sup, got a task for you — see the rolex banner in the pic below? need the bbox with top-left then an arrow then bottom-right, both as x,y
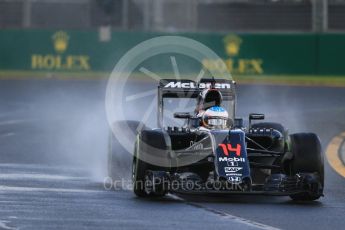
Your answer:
0,29 -> 344,75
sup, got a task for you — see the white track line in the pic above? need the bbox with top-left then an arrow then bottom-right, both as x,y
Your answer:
0,186 -> 101,194
0,220 -> 17,230
168,194 -> 281,230
0,173 -> 83,181
0,120 -> 27,126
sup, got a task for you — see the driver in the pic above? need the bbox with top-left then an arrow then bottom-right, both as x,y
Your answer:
195,88 -> 229,129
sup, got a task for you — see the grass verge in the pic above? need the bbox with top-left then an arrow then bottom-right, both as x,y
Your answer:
0,70 -> 345,87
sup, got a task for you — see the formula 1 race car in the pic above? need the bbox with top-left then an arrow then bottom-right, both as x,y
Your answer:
130,78 -> 324,201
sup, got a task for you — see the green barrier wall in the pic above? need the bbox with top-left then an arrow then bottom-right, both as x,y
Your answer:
318,34 -> 345,75
0,29 -> 344,75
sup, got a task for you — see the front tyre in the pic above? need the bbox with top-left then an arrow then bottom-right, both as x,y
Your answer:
132,131 -> 169,198
132,138 -> 150,197
108,120 -> 147,181
289,133 -> 324,201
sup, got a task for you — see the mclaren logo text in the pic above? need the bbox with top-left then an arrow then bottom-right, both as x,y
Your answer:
164,82 -> 230,89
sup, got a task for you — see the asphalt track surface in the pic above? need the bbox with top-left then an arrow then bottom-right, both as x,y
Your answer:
0,78 -> 345,230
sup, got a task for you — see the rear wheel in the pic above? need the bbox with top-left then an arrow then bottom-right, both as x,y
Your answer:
289,133 -> 324,201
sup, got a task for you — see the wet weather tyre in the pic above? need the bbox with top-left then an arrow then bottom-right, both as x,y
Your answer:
289,133 -> 324,201
132,138 -> 167,197
132,130 -> 169,198
132,139 -> 150,197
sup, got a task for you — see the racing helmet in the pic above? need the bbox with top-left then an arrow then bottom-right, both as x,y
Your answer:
201,106 -> 229,129
195,88 -> 223,112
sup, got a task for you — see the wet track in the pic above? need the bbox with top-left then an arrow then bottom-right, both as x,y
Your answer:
0,79 -> 345,230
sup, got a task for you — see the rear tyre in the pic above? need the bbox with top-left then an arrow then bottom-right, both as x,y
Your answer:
289,133 -> 324,201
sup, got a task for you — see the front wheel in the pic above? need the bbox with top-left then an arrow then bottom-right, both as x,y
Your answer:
132,139 -> 150,197
288,133 -> 324,201
108,120 -> 147,181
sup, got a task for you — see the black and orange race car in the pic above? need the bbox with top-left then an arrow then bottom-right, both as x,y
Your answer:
128,78 -> 324,201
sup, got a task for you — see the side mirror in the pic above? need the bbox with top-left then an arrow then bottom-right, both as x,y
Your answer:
174,112 -> 192,119
249,113 -> 265,128
249,113 -> 265,120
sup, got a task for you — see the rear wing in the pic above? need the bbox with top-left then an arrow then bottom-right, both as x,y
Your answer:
157,78 -> 236,128
158,79 -> 236,99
